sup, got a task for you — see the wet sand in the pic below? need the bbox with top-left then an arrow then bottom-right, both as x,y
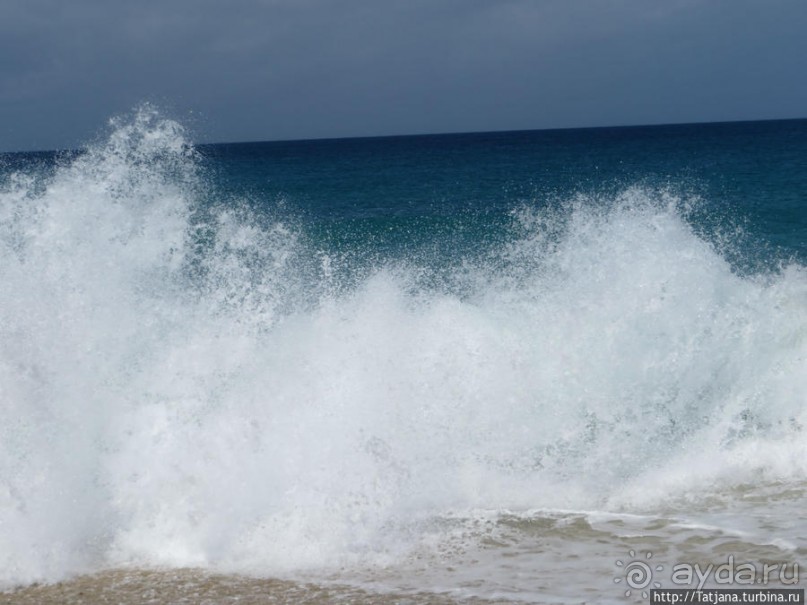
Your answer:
0,569 -> 513,605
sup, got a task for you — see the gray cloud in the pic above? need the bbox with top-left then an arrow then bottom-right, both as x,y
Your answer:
1,0 -> 806,151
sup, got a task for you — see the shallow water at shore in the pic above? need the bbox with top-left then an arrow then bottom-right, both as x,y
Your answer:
4,482 -> 804,604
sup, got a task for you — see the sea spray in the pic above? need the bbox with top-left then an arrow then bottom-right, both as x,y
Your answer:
1,109 -> 807,588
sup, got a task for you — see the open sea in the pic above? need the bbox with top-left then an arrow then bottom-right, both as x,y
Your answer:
1,107 -> 806,603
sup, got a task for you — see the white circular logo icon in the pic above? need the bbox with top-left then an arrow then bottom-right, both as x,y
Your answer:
615,550 -> 663,598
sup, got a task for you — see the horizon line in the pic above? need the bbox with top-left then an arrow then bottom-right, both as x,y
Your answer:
4,115 -> 806,156
201,115 -> 807,148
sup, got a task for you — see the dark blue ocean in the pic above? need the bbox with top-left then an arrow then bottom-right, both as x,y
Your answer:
202,118 -> 807,271
1,109 -> 806,602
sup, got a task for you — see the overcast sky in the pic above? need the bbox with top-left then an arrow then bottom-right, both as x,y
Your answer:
1,0 -> 806,152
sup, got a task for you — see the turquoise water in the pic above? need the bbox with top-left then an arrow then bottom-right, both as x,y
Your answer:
1,109 -> 806,602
